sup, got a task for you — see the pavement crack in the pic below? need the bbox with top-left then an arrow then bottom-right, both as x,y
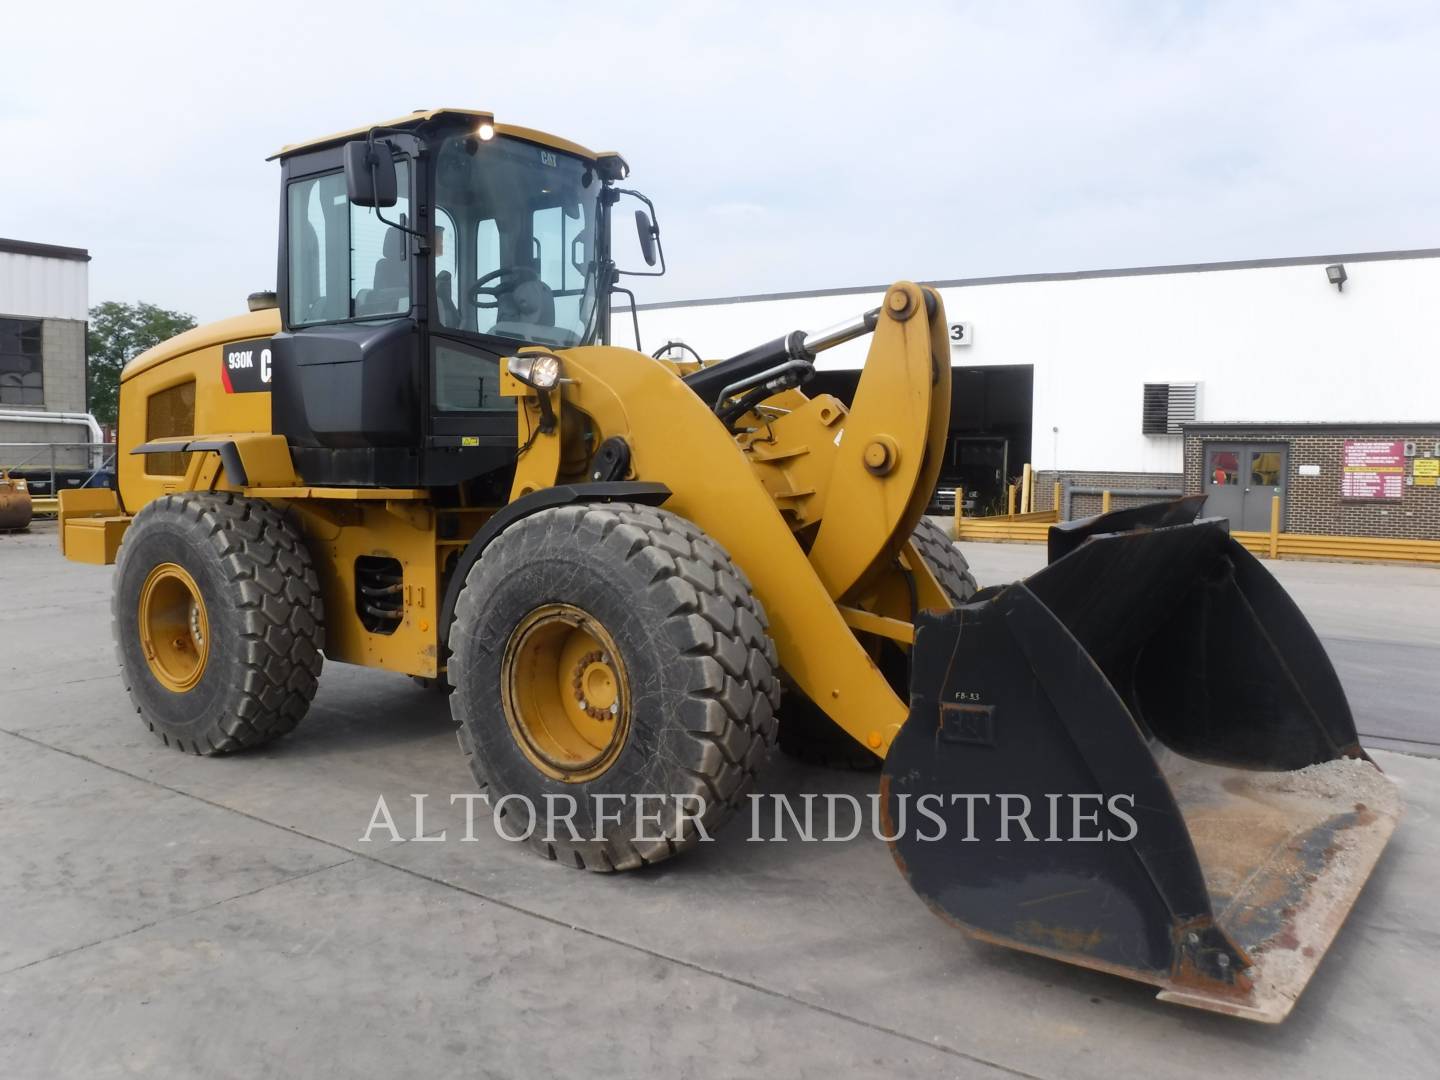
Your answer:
5,671 -> 121,694
0,726 -> 1045,1079
0,856 -> 354,980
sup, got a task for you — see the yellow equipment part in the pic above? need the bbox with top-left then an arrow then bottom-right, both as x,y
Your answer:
58,488 -> 128,561
505,282 -> 950,754
0,471 -> 34,531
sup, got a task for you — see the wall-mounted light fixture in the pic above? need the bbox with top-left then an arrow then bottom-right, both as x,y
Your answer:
1325,264 -> 1348,292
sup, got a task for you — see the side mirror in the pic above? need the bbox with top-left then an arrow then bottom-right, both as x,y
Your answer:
634,209 -> 658,267
614,189 -> 665,279
343,139 -> 397,208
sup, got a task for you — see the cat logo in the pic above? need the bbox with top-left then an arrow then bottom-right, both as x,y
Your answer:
539,150 -> 557,167
221,338 -> 273,394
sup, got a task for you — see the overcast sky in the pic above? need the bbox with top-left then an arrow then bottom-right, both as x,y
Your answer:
5,0 -> 1439,323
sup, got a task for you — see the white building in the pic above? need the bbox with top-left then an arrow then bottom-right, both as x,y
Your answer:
0,237 -> 94,484
632,249 -> 1440,539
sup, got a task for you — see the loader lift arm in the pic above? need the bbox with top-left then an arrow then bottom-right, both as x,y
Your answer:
505,280 -> 954,756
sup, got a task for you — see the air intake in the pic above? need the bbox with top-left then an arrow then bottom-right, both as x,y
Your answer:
1142,382 -> 1199,436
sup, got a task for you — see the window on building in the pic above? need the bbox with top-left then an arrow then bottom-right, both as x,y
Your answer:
0,317 -> 44,406
1250,451 -> 1283,487
1208,449 -> 1240,486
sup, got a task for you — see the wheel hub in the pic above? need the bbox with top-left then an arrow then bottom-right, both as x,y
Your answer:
571,649 -> 620,720
137,562 -> 210,693
502,604 -> 630,782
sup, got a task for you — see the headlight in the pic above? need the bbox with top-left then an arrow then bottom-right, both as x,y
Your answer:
507,353 -> 562,390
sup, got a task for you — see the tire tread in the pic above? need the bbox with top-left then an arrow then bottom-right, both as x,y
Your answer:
113,492 -> 324,755
449,502 -> 780,871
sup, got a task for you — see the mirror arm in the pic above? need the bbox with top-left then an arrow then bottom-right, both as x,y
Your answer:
614,188 -> 666,278
364,129 -> 429,252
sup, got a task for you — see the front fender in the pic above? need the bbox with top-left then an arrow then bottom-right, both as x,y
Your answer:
510,340 -> 908,755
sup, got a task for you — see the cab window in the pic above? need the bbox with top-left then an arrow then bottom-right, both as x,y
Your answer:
287,161 -> 413,325
434,208 -> 459,328
433,340 -> 506,413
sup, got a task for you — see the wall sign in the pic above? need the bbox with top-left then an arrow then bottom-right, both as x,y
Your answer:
1414,458 -> 1439,488
948,322 -> 974,347
1341,439 -> 1404,499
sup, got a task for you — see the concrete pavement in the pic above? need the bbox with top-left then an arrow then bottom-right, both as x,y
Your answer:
2,521 -> 1438,1079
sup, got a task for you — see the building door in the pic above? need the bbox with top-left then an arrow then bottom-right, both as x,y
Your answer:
1204,443 -> 1287,531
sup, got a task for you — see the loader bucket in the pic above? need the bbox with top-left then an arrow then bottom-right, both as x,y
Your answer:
883,499 -> 1400,1022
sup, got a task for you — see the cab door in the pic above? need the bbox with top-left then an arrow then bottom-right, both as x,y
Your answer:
271,145 -> 424,485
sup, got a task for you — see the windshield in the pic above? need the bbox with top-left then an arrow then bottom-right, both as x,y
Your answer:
432,134 -> 602,348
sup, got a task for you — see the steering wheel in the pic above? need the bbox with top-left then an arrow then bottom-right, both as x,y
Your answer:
470,266 -> 540,309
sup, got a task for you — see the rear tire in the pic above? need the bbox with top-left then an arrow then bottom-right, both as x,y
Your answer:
448,502 -> 780,871
113,493 -> 324,754
777,518 -> 977,769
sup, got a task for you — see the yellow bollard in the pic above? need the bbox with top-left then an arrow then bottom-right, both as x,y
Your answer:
1052,481 -> 1062,519
1020,463 -> 1033,514
1101,490 -> 1113,514
1007,483 -> 1017,516
1269,494 -> 1281,559
952,486 -> 964,539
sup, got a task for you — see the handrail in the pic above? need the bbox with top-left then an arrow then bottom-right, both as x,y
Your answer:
0,440 -> 117,496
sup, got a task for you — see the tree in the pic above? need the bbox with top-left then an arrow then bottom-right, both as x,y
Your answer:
86,302 -> 197,426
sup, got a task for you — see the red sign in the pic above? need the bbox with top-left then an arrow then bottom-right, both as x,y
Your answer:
1342,439 -> 1404,499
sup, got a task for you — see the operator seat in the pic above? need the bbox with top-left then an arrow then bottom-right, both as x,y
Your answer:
436,270 -> 460,327
372,227 -> 407,298
354,226 -> 410,315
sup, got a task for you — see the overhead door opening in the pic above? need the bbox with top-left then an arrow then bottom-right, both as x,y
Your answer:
807,364 -> 1033,514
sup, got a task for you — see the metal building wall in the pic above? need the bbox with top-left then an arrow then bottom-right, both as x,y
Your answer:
631,249 -> 1440,477
0,247 -> 90,323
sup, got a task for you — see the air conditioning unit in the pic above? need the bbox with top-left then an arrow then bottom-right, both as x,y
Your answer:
1142,382 -> 1199,436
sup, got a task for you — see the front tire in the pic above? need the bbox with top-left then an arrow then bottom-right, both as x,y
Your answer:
113,493 -> 324,754
447,502 -> 780,871
909,516 -> 978,604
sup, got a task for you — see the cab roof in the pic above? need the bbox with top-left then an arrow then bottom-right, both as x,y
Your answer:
269,108 -> 616,167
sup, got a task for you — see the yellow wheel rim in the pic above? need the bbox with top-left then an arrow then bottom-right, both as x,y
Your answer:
501,604 -> 631,783
138,562 -> 210,693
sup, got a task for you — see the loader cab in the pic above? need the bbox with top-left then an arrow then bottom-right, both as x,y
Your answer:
268,110 -> 630,492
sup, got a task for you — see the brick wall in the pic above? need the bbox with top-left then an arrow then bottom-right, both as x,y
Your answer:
1034,469 -> 1185,518
1183,428 -> 1440,541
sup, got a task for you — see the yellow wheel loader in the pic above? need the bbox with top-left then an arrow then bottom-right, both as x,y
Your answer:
57,108 -> 1398,1023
